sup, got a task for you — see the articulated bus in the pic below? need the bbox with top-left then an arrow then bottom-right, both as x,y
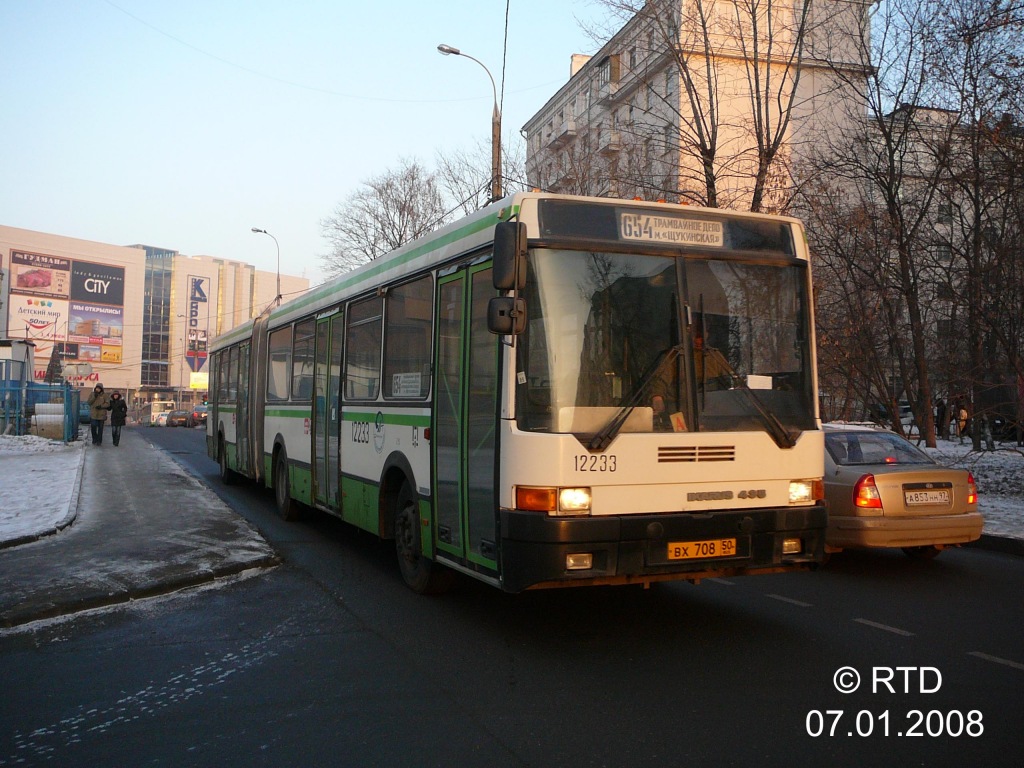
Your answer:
208,193 -> 826,593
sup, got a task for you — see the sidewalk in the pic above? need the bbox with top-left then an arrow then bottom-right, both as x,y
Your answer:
0,428 -> 278,629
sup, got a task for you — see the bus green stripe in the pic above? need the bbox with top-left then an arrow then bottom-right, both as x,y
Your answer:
268,204 -> 519,321
265,408 -> 307,418
260,408 -> 429,427
343,411 -> 430,427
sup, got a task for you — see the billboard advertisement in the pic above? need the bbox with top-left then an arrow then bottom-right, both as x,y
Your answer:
5,250 -> 126,376
186,275 -> 211,372
68,301 -> 124,365
10,251 -> 71,298
7,295 -> 70,364
70,261 -> 125,306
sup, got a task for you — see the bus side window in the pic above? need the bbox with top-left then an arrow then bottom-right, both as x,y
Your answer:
383,274 -> 433,399
267,327 -> 293,401
226,346 -> 239,401
291,319 -> 316,401
214,352 -> 228,403
345,296 -> 383,400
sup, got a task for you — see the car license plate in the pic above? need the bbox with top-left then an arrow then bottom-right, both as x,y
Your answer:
905,489 -> 950,505
667,538 -> 737,560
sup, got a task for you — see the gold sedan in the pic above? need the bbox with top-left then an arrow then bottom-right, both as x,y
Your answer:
823,424 -> 983,558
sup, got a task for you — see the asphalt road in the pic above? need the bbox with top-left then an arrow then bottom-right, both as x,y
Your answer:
1,427 -> 1021,767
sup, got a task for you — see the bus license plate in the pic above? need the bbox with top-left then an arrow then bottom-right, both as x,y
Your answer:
667,538 -> 737,560
905,490 -> 950,506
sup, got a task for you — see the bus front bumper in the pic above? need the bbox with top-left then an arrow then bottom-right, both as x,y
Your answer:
498,504 -> 827,592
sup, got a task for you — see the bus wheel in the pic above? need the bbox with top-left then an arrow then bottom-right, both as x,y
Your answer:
394,481 -> 452,594
218,439 -> 237,485
274,447 -> 301,521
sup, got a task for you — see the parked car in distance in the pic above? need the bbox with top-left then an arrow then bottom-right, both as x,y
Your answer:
154,412 -> 169,426
823,424 -> 983,558
79,400 -> 92,424
165,410 -> 193,427
190,404 -> 208,426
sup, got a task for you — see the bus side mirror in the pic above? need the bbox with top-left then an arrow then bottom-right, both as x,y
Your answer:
493,221 -> 527,290
488,297 -> 526,335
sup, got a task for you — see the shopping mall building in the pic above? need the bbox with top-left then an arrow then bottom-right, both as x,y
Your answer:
0,224 -> 309,410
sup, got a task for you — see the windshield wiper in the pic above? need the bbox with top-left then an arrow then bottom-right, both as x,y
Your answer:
698,348 -> 797,449
587,344 -> 684,451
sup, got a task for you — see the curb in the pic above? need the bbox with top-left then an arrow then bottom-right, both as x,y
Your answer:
970,533 -> 1024,557
0,554 -> 282,630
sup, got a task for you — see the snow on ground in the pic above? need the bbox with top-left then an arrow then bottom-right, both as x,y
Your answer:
924,439 -> 1024,539
0,433 -> 83,543
0,432 -> 1022,545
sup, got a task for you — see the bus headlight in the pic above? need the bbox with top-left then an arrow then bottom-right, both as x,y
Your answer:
789,479 -> 821,504
558,487 -> 592,515
515,486 -> 592,516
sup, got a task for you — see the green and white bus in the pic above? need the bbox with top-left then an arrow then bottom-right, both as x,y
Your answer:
208,193 -> 826,593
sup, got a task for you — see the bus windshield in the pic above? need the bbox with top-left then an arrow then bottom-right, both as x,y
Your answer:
515,248 -> 816,441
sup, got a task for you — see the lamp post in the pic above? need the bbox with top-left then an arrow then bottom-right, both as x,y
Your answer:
250,227 -> 281,304
437,43 -> 502,202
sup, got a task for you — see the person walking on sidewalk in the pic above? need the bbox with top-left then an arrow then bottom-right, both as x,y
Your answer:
109,391 -> 128,446
87,383 -> 111,445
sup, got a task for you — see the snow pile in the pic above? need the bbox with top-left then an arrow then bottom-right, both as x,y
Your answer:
925,441 -> 1024,539
928,443 -> 1024,498
0,433 -> 80,455
0,435 -> 83,543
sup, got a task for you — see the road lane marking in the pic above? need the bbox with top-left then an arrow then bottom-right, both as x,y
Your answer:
967,652 -> 1024,671
708,577 -> 735,585
766,593 -> 812,607
854,618 -> 915,636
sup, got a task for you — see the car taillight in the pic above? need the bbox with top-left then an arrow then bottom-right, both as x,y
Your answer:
854,474 -> 883,509
967,472 -> 977,504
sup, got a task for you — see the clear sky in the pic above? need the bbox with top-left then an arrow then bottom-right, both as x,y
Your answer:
1,0 -> 606,285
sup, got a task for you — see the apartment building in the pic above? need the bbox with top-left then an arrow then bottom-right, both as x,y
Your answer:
522,0 -> 872,210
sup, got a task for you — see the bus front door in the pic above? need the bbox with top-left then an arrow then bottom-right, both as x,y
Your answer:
434,266 -> 498,573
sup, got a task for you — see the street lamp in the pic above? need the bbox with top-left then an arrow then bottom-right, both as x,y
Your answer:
250,227 -> 281,304
437,43 -> 502,202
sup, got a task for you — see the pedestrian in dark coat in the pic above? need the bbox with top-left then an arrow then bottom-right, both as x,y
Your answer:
87,383 -> 111,445
109,391 -> 128,447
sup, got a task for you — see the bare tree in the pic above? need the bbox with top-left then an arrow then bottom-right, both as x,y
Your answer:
928,0 -> 1024,447
320,158 -> 451,277
583,0 -> 817,211
800,0 -> 957,445
435,136 -> 527,216
803,0 -> 1024,445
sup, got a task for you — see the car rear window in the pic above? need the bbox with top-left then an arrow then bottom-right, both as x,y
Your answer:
826,432 -> 934,466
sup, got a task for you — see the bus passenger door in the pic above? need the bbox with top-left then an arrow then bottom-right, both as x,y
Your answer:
312,312 -> 343,509
433,266 -> 498,572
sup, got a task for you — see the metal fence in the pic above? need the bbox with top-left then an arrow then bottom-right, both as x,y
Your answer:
1,363 -> 81,442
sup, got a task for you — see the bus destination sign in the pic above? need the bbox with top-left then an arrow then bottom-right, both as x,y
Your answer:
618,211 -> 724,247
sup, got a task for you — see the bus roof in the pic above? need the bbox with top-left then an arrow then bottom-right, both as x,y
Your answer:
210,192 -> 806,353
